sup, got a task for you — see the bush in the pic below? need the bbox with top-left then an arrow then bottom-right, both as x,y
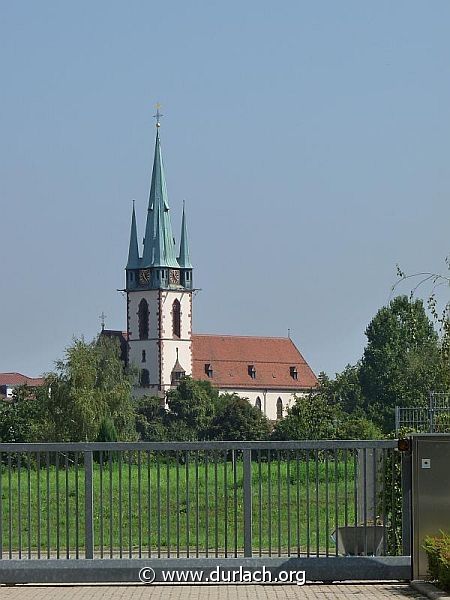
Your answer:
424,531 -> 450,591
337,416 -> 384,440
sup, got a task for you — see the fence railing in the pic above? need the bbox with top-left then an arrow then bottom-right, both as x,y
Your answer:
0,440 -> 408,563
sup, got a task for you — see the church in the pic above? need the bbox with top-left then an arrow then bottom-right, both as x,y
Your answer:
104,116 -> 318,421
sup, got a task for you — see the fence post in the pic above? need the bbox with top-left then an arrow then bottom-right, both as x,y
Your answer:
84,450 -> 94,559
401,449 -> 412,556
243,449 -> 253,558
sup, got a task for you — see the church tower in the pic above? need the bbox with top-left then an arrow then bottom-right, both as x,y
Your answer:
125,115 -> 193,397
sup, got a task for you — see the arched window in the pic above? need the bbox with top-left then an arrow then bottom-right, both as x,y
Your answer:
276,397 -> 283,420
255,397 -> 262,411
138,299 -> 149,340
172,299 -> 181,338
140,368 -> 150,387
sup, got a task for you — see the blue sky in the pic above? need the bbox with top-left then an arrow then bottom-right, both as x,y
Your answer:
1,1 -> 449,378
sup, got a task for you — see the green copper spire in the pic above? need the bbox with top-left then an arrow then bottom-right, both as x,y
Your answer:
152,194 -> 165,266
126,201 -> 140,268
142,128 -> 179,268
178,202 -> 192,269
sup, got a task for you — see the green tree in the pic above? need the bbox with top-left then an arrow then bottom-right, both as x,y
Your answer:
0,388 -> 46,442
271,393 -> 339,440
359,295 -> 445,432
165,377 -> 218,440
336,415 -> 383,440
207,393 -> 270,441
96,416 -> 118,442
317,365 -> 364,415
135,395 -> 168,441
41,336 -> 135,441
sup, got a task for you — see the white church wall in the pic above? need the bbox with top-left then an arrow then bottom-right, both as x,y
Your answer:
159,290 -> 192,392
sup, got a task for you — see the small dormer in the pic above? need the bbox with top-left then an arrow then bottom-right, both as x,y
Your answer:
248,365 -> 256,379
171,349 -> 186,386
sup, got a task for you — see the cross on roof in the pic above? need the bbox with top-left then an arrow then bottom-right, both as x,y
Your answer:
99,311 -> 107,331
154,102 -> 163,128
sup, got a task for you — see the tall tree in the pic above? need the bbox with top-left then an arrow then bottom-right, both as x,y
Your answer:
42,336 -> 135,441
207,393 -> 270,441
165,377 -> 218,440
271,393 -> 339,440
359,295 -> 445,431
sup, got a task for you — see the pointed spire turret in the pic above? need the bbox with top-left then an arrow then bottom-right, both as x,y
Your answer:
178,202 -> 192,269
127,201 -> 140,268
142,127 -> 179,269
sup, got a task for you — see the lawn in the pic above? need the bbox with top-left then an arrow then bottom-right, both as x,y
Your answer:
0,449 -> 391,557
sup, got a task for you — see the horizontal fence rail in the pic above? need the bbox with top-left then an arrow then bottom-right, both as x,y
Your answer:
0,441 -> 408,562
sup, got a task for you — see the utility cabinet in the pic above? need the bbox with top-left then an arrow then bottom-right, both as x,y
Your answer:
411,434 -> 450,580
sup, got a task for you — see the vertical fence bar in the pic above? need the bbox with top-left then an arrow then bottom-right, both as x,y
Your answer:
233,450 -> 238,557
195,450 -> 199,558
401,449 -> 412,556
306,450 -> 310,557
243,449 -> 253,558
325,451 -> 329,557
75,453 -> 80,559
296,450 -> 300,556
99,451 -> 103,559
84,450 -> 94,559
353,450 -> 358,557
8,454 -> 12,559
55,452 -> 60,559
37,452 -> 41,559
138,451 -> 142,558
334,448 -> 338,557
147,450 -> 152,558
363,448 -> 367,556
185,451 -> 189,558
65,452 -> 70,559
344,448 -> 348,529
166,451 -> 170,558
381,449 -> 387,556
277,450 -> 281,557
27,452 -> 31,559
287,452 -> 291,557
314,449 -> 319,557
109,451 -> 113,559
214,452 -> 218,558
0,452 -> 2,560
205,451 -> 209,558
157,452 -> 161,558
223,451 -> 228,558
128,452 -> 132,559
17,454 -> 22,559
391,449 -> 397,555
176,451 -> 180,558
118,451 -> 123,558
267,449 -> 272,557
373,448 -> 377,556
258,450 -> 262,557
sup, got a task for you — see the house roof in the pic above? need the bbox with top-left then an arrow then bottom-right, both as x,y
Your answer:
0,372 -> 45,387
191,334 -> 318,391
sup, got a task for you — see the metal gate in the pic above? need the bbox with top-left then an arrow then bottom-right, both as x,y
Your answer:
0,441 -> 411,583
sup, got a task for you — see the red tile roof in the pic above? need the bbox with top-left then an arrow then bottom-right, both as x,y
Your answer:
192,334 -> 318,390
0,373 -> 45,387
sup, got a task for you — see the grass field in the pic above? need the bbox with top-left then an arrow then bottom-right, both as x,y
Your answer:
0,451 -> 374,556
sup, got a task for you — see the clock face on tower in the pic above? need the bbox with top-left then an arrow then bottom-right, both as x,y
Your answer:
169,269 -> 180,285
139,269 -> 150,285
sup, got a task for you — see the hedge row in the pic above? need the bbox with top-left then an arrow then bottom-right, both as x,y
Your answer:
424,531 -> 450,592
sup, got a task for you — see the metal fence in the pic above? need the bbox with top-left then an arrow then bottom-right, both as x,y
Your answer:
396,393 -> 450,434
0,441 -> 411,583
